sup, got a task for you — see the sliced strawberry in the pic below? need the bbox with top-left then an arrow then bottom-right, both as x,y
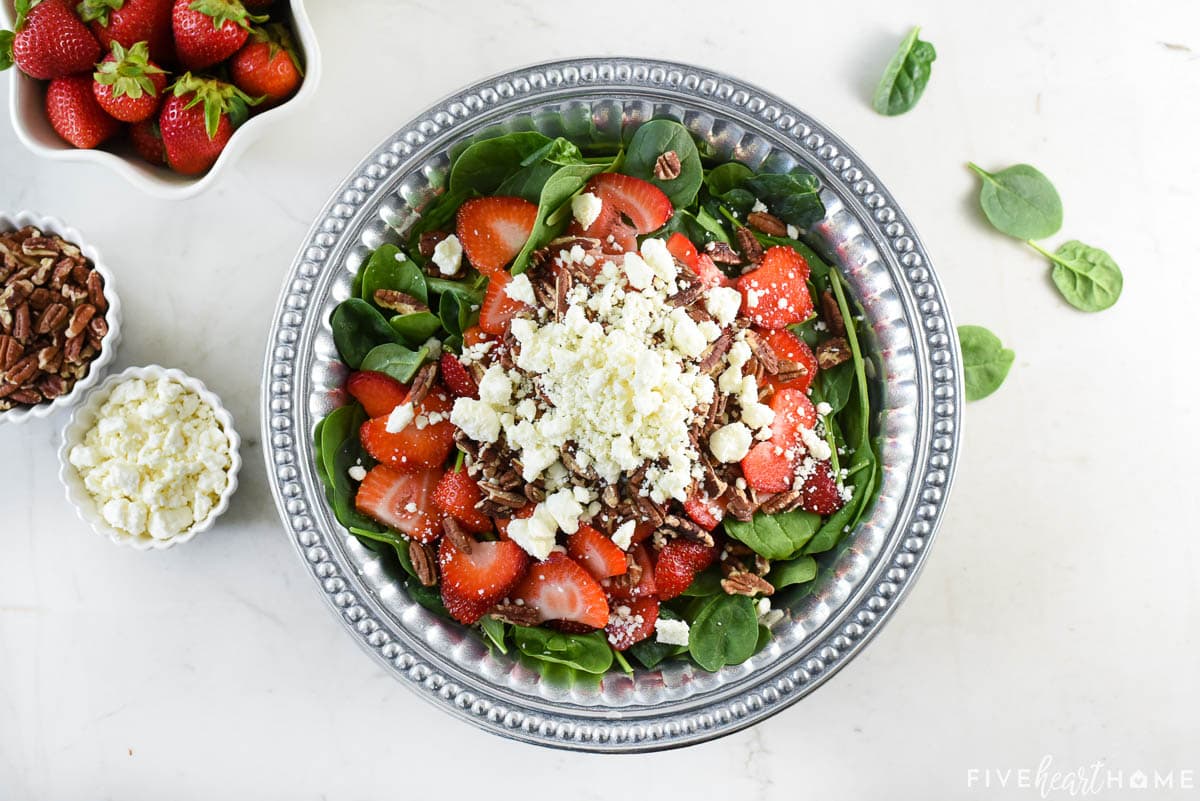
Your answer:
683,494 -> 725,531
354,465 -> 445,543
761,328 -> 818,394
455,196 -> 537,277
462,325 -> 493,347
432,469 -> 492,534
605,543 -> 657,601
479,271 -> 530,336
567,200 -> 637,255
438,536 -> 529,624
586,173 -> 672,234
509,552 -> 610,629
439,353 -> 478,399
359,387 -> 455,471
567,525 -> 628,581
740,441 -> 793,493
798,460 -> 845,515
606,596 -> 660,651
741,390 -> 818,493
665,232 -> 699,270
654,539 -> 718,601
769,388 -> 817,446
495,503 -> 534,541
346,370 -> 408,418
693,253 -> 731,289
736,246 -> 813,329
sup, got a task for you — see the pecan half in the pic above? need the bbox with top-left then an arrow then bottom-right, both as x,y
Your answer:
441,517 -> 475,554
406,361 -> 438,406
744,329 -> 779,375
373,289 -> 428,315
759,489 -> 804,515
407,541 -> 438,586
35,302 -> 68,336
775,359 -> 810,384
816,337 -> 852,369
746,211 -> 788,237
734,226 -> 764,264
4,354 -> 38,386
698,330 -> 734,375
488,603 -> 541,627
86,270 -> 107,312
705,241 -> 742,265
653,150 -> 682,181
721,572 -> 775,597
0,335 -> 20,370
820,290 -> 846,335
65,303 -> 96,339
11,303 -> 31,343
35,373 -> 65,400
418,230 -> 449,258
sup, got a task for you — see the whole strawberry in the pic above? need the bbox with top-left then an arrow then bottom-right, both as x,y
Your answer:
0,0 -> 101,80
129,117 -> 166,164
230,23 -> 301,107
159,72 -> 254,174
93,41 -> 168,122
46,73 -> 122,148
171,0 -> 262,71
77,0 -> 175,65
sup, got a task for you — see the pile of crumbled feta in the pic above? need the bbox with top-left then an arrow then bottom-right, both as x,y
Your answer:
69,377 -> 232,541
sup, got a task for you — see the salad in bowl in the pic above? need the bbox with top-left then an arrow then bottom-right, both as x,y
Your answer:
313,119 -> 879,677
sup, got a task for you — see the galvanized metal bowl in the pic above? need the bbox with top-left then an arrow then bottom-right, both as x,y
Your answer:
261,58 -> 962,752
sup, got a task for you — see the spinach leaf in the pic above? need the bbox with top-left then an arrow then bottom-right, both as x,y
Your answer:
406,580 -> 451,619
360,343 -> 429,384
812,360 -> 854,415
407,188 -> 470,251
968,162 -> 1063,240
389,312 -> 442,348
329,433 -> 385,533
348,524 -> 405,551
724,509 -> 822,560
479,616 -> 509,654
664,207 -> 732,246
449,132 -> 559,196
361,244 -> 428,306
741,170 -> 825,230
680,566 -> 724,597
628,607 -> 687,669
612,647 -> 634,674
0,31 -> 14,72
688,595 -> 759,671
755,624 -> 772,654
318,405 -> 364,485
1031,240 -> 1123,312
312,417 -> 329,490
512,627 -> 614,674
330,299 -> 401,369
385,537 -> 420,580
623,119 -> 704,208
769,555 -> 818,589
510,161 -> 610,274
426,272 -> 486,306
958,325 -> 1015,401
704,162 -> 753,196
872,26 -> 937,116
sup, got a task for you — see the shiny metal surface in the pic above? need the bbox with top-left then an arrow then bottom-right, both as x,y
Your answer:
261,57 -> 962,751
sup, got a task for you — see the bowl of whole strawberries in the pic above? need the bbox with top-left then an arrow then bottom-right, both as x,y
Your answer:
0,0 -> 319,198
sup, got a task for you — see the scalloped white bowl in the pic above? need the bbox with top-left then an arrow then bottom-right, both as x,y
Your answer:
1,0 -> 320,199
0,210 -> 123,425
58,365 -> 242,550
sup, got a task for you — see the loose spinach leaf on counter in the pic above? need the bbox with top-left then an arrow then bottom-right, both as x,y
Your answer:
623,119 -> 704,208
967,162 -> 1063,241
872,26 -> 937,116
513,626 -> 614,674
688,594 -> 759,671
360,343 -> 429,384
958,325 -> 1015,401
1032,240 -> 1124,312
331,299 -> 401,369
724,509 -> 822,560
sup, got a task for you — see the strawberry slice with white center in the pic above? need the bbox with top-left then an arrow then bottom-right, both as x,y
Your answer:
354,465 -> 446,543
736,246 -> 814,329
741,388 -> 818,493
346,370 -> 408,418
478,271 -> 531,336
606,596 -> 660,651
509,552 -> 610,629
566,524 -> 628,581
456,196 -> 538,277
437,536 -> 530,625
760,327 -> 818,394
585,173 -> 672,234
359,387 -> 456,471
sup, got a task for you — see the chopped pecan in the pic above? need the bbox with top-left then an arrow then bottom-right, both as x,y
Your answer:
666,283 -> 702,308
406,362 -> 438,406
775,359 -> 810,384
418,230 -> 449,258
0,279 -> 32,310
555,267 -> 572,320
746,211 -> 788,237
725,485 -> 757,522
88,315 -> 108,342
21,236 -> 57,257
11,304 -> 31,344
759,490 -> 804,515
408,541 -> 438,586
441,517 -> 475,554
662,514 -> 715,547
480,486 -> 528,510
744,329 -> 779,374
653,150 -> 682,180
721,572 -> 775,597
63,333 -> 85,365
734,226 -> 764,264
8,387 -> 41,405
488,603 -> 540,627
636,496 -> 666,528
816,337 -> 852,369
0,335 -> 21,370
36,344 -> 61,373
523,482 -> 546,503
820,290 -> 846,335
698,330 -> 734,375
86,270 -> 106,312
373,289 -> 428,315
705,241 -> 742,265
28,287 -> 54,311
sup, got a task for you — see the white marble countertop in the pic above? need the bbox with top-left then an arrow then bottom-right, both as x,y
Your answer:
3,1 -> 1198,797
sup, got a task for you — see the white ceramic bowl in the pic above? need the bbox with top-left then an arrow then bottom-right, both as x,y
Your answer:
58,365 -> 242,550
1,0 -> 320,199
0,210 -> 123,425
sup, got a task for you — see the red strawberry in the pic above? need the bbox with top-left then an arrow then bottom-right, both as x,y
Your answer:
693,252 -> 731,289
740,441 -> 792,493
3,0 -> 101,80
683,494 -> 725,531
345,370 -> 407,418
432,469 -> 492,534
159,72 -> 254,174
359,386 -> 455,472
455,196 -> 537,277
736,246 -> 813,329
438,536 -> 529,625
741,389 -> 818,493
45,74 -> 121,149
494,503 -> 534,541
565,199 -> 636,256
605,596 -> 659,651
462,325 -> 492,348
585,173 -> 672,234
171,0 -> 262,71
438,353 -> 477,399
654,539 -> 718,601
761,327 -> 818,394
768,387 -> 817,447
478,271 -> 529,336
509,552 -> 610,629
129,117 -> 165,164
797,459 -> 844,515
566,525 -> 628,581
230,22 -> 301,108
354,465 -> 445,543
605,542 -> 656,600
665,232 -> 699,270
77,0 -> 175,64
92,41 -> 167,123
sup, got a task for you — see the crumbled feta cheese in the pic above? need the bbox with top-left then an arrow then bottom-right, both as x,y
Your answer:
623,252 -> 654,290
506,504 -> 558,560
611,519 -> 636,550
543,488 -> 584,535
476,365 -> 513,407
800,427 -> 832,460
431,234 -> 463,276
709,421 -> 752,463
505,273 -> 537,305
816,401 -> 833,416
786,224 -> 800,239
348,465 -> 367,482
385,401 -> 414,434
571,191 -> 603,229
668,308 -> 706,358
751,199 -> 768,213
740,401 -> 775,431
449,398 -> 501,443
655,618 -> 690,647
640,238 -> 678,286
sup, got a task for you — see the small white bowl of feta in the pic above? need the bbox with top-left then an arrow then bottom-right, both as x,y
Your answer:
58,365 -> 242,550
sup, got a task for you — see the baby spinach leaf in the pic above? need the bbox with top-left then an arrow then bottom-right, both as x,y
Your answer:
331,299 -> 401,369
360,343 -> 430,384
361,244 -> 428,306
623,119 -> 704,208
319,405 -> 364,484
386,538 -> 420,580
408,188 -> 470,250
479,617 -> 509,654
513,627 -> 614,674
958,325 -> 1015,401
812,360 -> 854,415
755,624 -> 772,654
872,26 -> 937,116
389,312 -> 442,348
704,162 -> 754,196
348,524 -> 404,550
510,161 -> 610,274
968,162 -> 1063,240
449,132 -> 564,196
724,509 -> 822,560
329,433 -> 385,533
312,417 -> 329,490
426,272 -> 486,306
627,608 -> 686,669
612,647 -> 634,674
741,170 -> 825,230
769,556 -> 818,589
680,566 -> 724,597
688,595 -> 759,671
406,580 -> 451,619
1031,240 -> 1123,312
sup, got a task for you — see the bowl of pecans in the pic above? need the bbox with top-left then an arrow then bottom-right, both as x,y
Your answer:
0,211 -> 122,424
